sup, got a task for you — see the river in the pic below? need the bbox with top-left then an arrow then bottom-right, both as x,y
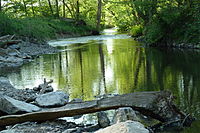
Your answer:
6,28 -> 200,132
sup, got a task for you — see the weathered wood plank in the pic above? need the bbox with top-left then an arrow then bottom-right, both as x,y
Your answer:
0,91 -> 186,126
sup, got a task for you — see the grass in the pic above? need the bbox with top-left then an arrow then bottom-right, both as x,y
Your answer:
0,13 -> 95,41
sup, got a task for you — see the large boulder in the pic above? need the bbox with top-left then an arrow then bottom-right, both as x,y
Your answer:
0,77 -> 15,91
95,121 -> 149,133
0,94 -> 41,115
113,107 -> 139,124
97,111 -> 110,128
35,91 -> 69,107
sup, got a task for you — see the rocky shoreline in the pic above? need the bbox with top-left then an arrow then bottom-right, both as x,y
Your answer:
0,77 -> 150,133
0,40 -> 58,71
0,37 -> 151,132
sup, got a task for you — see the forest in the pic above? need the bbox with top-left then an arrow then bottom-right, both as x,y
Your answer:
0,0 -> 200,46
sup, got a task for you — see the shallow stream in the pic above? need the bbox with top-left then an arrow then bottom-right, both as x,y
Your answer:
6,28 -> 200,132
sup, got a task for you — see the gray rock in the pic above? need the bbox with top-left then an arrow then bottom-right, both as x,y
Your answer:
33,87 -> 40,91
62,128 -> 82,133
0,129 -> 16,133
0,77 -> 15,90
70,98 -> 83,103
35,91 -> 69,107
95,120 -> 149,133
0,94 -> 41,115
97,111 -> 110,128
7,49 -> 20,57
6,56 -> 23,63
41,86 -> 54,94
113,107 -> 139,124
8,44 -> 20,50
70,98 -> 83,119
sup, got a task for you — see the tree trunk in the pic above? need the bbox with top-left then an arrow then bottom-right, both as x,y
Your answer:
76,0 -> 80,20
22,0 -> 28,16
0,0 -> 2,12
38,0 -> 42,7
96,0 -> 102,30
55,0 -> 59,17
0,91 -> 192,127
63,0 -> 66,17
63,0 -> 75,18
31,0 -> 35,16
47,0 -> 54,15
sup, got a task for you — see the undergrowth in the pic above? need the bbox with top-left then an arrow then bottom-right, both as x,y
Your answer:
0,13 -> 94,41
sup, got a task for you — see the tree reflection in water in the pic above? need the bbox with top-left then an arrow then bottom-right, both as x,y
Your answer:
7,36 -> 200,133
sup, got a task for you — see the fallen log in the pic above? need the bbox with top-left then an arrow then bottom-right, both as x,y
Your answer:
0,91 -> 192,127
0,40 -> 22,48
0,35 -> 14,40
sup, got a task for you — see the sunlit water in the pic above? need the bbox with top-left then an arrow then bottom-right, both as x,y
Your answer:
4,28 -> 200,132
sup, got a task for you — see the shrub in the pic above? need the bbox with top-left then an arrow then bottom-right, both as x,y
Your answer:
130,25 -> 143,37
144,6 -> 200,46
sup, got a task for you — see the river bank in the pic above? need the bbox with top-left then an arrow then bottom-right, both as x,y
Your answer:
0,29 -> 197,132
0,76 -> 192,133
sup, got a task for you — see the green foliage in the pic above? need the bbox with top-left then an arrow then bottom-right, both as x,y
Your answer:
144,5 -> 200,45
0,13 -> 93,40
130,25 -> 143,37
0,13 -> 16,35
1,0 -> 199,45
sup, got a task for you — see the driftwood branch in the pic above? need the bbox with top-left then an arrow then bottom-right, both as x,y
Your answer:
0,35 -> 21,48
0,91 -> 188,127
39,78 -> 53,94
0,35 -> 14,40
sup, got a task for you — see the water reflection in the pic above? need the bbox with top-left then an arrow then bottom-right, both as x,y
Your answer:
6,31 -> 200,132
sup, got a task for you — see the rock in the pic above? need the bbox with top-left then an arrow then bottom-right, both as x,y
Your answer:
1,120 -> 80,133
43,86 -> 54,93
70,98 -> 83,103
95,121 -> 149,133
70,98 -> 83,119
97,111 -> 110,128
6,48 -> 21,57
0,130 -> 15,133
8,44 -> 20,50
35,91 -> 69,107
62,127 -> 82,133
33,87 -> 39,91
0,77 -> 37,102
0,77 -> 15,91
0,94 -> 41,115
113,107 -> 139,124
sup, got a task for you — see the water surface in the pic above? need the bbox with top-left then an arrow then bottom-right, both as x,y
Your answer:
6,29 -> 200,132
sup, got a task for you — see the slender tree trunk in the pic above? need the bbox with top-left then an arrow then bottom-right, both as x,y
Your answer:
31,0 -> 35,16
55,0 -> 59,17
38,0 -> 42,7
185,0 -> 191,8
96,0 -> 102,30
22,0 -> 28,16
63,0 -> 66,17
0,0 -> 2,12
76,0 -> 80,20
63,0 -> 75,18
47,0 -> 54,15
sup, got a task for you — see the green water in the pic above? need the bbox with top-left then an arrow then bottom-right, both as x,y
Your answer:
6,29 -> 200,132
